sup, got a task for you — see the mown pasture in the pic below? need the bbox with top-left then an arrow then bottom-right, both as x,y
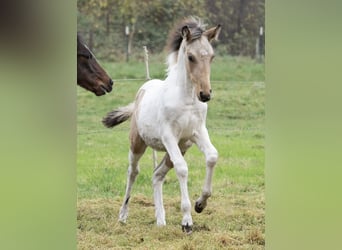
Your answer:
77,55 -> 265,249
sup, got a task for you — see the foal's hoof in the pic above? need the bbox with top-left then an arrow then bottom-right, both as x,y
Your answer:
195,200 -> 206,213
118,218 -> 127,225
182,223 -> 193,235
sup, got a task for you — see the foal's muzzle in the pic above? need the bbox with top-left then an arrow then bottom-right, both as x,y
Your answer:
199,91 -> 211,102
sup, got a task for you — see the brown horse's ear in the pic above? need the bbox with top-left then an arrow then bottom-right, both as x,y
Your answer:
204,24 -> 222,42
181,25 -> 191,41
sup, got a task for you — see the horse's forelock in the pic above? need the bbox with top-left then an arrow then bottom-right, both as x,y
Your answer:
167,17 -> 206,54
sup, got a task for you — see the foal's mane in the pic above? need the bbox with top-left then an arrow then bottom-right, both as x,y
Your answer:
166,17 -> 206,73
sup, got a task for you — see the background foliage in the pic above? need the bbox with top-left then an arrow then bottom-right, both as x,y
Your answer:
77,0 -> 265,61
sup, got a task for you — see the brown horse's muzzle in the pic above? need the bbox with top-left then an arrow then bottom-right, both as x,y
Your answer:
94,79 -> 113,96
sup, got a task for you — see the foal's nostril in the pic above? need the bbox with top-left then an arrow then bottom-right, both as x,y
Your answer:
199,91 -> 211,102
109,79 -> 114,86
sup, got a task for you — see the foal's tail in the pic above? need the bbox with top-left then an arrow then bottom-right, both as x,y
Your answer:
102,102 -> 134,128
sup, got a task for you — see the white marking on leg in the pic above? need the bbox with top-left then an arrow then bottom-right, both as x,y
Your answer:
194,127 -> 218,213
152,154 -> 172,226
162,134 -> 193,228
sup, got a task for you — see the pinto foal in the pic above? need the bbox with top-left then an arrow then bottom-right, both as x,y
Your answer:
103,18 -> 221,233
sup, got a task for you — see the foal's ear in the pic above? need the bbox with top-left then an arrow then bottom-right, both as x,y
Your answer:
204,24 -> 222,42
181,25 -> 191,41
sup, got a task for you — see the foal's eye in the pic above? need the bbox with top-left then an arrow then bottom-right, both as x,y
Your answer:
188,55 -> 195,63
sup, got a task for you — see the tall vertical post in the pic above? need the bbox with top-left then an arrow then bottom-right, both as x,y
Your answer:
143,46 -> 151,80
88,29 -> 94,51
125,25 -> 129,62
257,26 -> 265,63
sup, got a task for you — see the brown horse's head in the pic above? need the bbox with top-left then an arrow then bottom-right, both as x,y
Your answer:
77,34 -> 113,96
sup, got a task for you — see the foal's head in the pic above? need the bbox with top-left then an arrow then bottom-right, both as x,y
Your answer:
77,34 -> 113,96
168,18 -> 221,102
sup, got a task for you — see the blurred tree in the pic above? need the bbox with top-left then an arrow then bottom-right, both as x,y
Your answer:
77,0 -> 264,61
205,0 -> 264,56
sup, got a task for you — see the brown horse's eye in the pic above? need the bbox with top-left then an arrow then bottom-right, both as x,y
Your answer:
188,54 -> 195,63
78,53 -> 92,60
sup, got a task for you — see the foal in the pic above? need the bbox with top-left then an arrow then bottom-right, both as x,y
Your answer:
103,18 -> 221,233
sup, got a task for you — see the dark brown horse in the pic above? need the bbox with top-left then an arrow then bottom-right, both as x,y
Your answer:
77,34 -> 113,96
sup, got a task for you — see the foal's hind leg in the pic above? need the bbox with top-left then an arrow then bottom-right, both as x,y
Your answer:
152,153 -> 173,226
119,128 -> 147,223
193,127 -> 218,213
118,149 -> 145,223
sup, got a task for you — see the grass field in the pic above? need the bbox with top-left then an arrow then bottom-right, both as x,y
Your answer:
77,55 -> 265,249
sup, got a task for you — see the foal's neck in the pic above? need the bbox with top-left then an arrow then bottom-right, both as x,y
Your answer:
172,56 -> 197,104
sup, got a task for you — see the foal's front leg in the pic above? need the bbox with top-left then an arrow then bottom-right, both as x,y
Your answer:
152,142 -> 192,226
161,135 -> 193,233
193,126 -> 218,213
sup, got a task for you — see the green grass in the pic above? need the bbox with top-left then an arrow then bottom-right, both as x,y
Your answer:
77,56 -> 265,249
